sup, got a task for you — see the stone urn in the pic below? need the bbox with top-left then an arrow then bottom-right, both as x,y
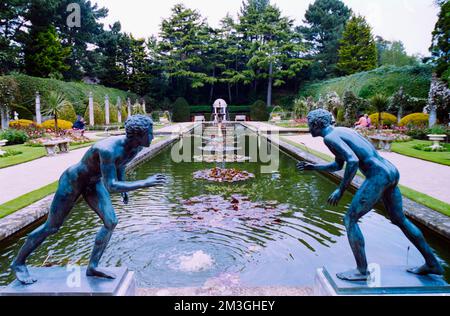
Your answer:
0,139 -> 8,156
427,134 -> 446,151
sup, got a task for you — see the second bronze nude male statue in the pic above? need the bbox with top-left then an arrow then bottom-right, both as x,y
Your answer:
297,109 -> 443,281
11,115 -> 166,284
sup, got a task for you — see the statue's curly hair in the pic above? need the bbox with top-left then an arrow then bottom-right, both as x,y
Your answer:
307,109 -> 334,129
124,115 -> 153,137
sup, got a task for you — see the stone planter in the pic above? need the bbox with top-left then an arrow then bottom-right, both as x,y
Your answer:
427,134 -> 446,151
0,139 -> 8,156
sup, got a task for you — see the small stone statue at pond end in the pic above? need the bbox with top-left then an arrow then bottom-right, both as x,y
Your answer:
11,115 -> 166,284
297,109 -> 443,281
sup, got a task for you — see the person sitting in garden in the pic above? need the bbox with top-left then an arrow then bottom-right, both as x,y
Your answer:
354,114 -> 368,129
365,114 -> 372,128
73,115 -> 86,136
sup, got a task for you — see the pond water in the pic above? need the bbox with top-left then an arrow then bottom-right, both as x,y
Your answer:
0,124 -> 449,288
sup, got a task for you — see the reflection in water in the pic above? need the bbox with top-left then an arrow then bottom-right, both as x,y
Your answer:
0,125 -> 449,288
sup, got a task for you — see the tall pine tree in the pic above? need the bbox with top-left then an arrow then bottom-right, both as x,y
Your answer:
298,0 -> 352,79
337,15 -> 377,76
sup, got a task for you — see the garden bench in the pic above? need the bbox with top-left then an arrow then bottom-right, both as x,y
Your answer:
235,115 -> 247,122
159,117 -> 170,124
369,135 -> 396,152
43,139 -> 71,156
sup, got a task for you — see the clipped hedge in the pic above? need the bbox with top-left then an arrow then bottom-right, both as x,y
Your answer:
58,101 -> 77,123
41,119 -> 73,130
300,65 -> 432,100
399,113 -> 429,127
172,97 -> 190,122
250,100 -> 270,121
369,112 -> 397,127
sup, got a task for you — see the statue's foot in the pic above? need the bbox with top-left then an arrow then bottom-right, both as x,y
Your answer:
336,269 -> 369,281
10,262 -> 37,285
407,264 -> 444,276
86,267 -> 116,279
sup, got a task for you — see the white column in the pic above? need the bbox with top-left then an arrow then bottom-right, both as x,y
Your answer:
35,91 -> 42,124
127,98 -> 132,118
0,107 -> 7,130
117,97 -> 122,123
89,91 -> 94,126
105,95 -> 110,125
142,100 -> 146,114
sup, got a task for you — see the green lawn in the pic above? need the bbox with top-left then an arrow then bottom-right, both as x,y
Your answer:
275,122 -> 309,129
391,140 -> 450,166
281,137 -> 450,217
0,137 -> 167,218
0,181 -> 58,219
0,142 -> 94,169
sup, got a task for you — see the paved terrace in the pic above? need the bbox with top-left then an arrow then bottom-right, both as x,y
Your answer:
0,123 -> 193,205
245,121 -> 450,204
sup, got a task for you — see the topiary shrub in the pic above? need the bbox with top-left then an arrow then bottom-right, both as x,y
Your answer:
172,97 -> 190,122
0,129 -> 29,145
399,113 -> 429,127
84,102 -> 105,126
369,112 -> 397,128
41,119 -> 73,130
250,100 -> 270,121
58,101 -> 77,123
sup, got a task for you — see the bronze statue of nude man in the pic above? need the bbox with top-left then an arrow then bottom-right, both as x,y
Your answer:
11,115 -> 165,284
297,109 -> 443,281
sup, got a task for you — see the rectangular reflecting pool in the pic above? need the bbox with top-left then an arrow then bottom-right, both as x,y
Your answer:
0,124 -> 449,288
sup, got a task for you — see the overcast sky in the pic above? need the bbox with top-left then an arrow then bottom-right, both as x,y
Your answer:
93,0 -> 440,56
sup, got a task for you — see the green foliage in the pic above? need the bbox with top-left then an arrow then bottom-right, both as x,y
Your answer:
300,65 -> 433,100
292,98 -> 308,119
413,143 -> 449,152
430,1 -> 449,85
42,91 -> 71,130
342,91 -> 362,126
58,101 -> 77,122
172,97 -> 191,122
337,15 -> 378,75
377,39 -> 419,67
24,25 -> 71,78
0,129 -> 28,145
84,102 -> 105,126
250,100 -> 270,121
0,74 -> 137,117
0,148 -> 22,158
298,0 -> 352,79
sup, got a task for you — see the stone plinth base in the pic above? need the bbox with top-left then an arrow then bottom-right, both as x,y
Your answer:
314,266 -> 450,296
0,267 -> 135,296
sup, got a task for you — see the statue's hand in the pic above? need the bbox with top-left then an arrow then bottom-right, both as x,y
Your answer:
327,189 -> 343,206
121,192 -> 129,205
146,174 -> 166,187
297,161 -> 315,171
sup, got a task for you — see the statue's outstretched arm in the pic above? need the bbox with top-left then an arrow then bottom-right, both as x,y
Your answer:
100,152 -> 164,193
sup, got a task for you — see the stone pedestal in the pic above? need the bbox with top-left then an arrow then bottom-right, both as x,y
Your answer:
0,267 -> 135,296
314,266 -> 450,296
